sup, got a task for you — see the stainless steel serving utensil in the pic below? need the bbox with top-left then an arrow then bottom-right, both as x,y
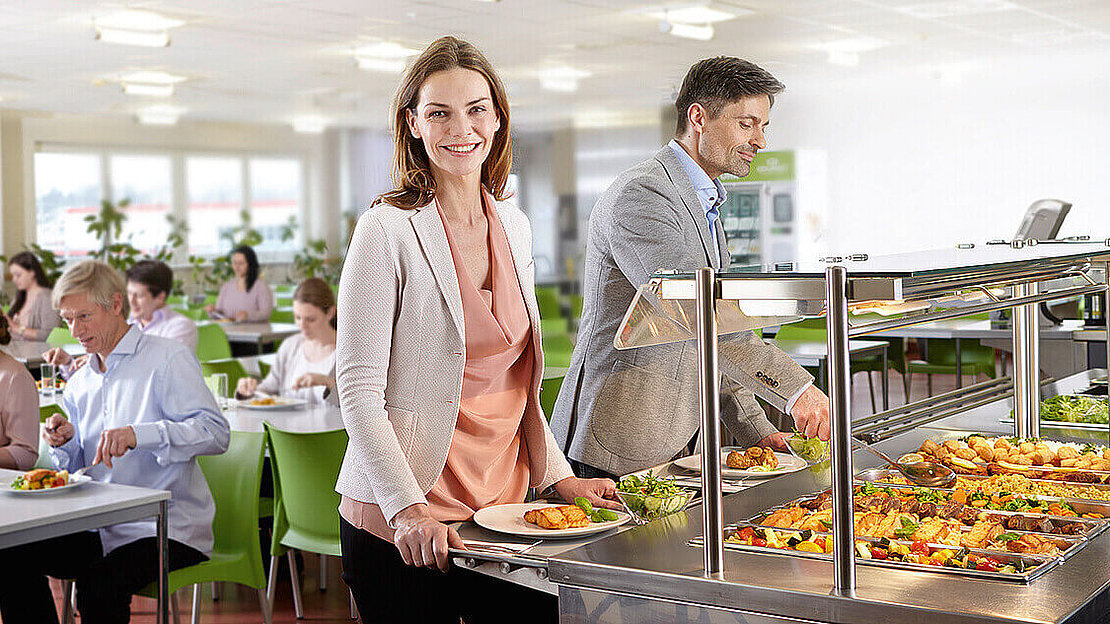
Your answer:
851,437 -> 956,488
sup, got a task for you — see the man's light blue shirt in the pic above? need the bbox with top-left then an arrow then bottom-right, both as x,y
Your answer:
668,139 -> 727,242
51,326 -> 229,555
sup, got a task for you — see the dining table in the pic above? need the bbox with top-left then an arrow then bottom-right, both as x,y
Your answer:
0,468 -> 173,624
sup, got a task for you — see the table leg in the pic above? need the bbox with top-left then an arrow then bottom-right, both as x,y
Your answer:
818,359 -> 827,393
158,499 -> 168,624
881,346 -> 889,411
955,338 -> 963,389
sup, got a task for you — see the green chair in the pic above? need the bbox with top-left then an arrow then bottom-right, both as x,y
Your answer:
275,295 -> 294,308
569,294 -> 584,321
542,333 -> 574,369
269,308 -> 294,324
201,359 -> 249,393
907,338 -> 996,398
196,324 -> 232,362
46,327 -> 78,346
535,286 -> 563,321
540,317 -> 570,336
775,318 -> 898,412
165,295 -> 186,306
540,374 -> 565,423
263,424 -> 356,620
133,431 -> 272,624
40,403 -> 64,423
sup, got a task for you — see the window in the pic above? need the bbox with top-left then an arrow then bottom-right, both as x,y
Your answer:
186,157 -> 243,256
249,158 -> 303,254
33,152 -> 102,259
33,149 -> 306,260
111,155 -> 172,254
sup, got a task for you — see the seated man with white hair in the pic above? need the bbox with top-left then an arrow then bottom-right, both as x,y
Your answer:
0,260 -> 229,624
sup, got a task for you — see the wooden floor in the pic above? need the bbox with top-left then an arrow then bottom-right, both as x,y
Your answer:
11,368 -> 983,623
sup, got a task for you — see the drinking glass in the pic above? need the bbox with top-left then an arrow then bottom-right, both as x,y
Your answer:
40,363 -> 56,397
207,373 -> 229,408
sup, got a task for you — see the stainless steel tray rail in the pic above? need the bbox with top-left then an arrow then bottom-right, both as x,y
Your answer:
853,377 -> 1016,442
623,242 -> 1110,598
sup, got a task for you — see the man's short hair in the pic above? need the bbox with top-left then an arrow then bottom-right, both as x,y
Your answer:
126,260 -> 174,299
53,260 -> 130,319
674,56 -> 785,135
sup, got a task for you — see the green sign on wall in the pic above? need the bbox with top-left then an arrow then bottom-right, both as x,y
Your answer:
720,150 -> 794,183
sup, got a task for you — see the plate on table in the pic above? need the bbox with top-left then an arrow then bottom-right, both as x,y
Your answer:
3,473 -> 92,494
472,502 -> 630,539
238,396 -> 307,410
673,449 -> 808,479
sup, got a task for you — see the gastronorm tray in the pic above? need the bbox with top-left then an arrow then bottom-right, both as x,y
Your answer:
689,524 -> 1058,583
746,486 -> 1106,540
997,417 -> 1110,431
854,467 -> 1110,510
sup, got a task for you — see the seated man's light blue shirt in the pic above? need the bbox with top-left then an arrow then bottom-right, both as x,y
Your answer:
668,139 -> 727,243
51,326 -> 229,556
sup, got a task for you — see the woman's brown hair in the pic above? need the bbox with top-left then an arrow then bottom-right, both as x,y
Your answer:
378,35 -> 513,210
0,314 -> 10,346
294,278 -> 337,329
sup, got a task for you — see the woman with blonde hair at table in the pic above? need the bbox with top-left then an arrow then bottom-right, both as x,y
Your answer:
334,35 -> 616,623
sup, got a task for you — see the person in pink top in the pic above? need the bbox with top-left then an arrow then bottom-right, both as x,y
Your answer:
335,36 -> 616,623
204,245 -> 273,322
126,260 -> 198,351
0,315 -> 38,470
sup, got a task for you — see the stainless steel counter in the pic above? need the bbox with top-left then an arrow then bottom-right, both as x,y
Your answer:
551,371 -> 1110,624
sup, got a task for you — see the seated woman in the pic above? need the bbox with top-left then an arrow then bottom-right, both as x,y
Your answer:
0,315 -> 38,470
126,260 -> 198,350
5,251 -> 62,341
204,245 -> 273,322
236,277 -> 337,405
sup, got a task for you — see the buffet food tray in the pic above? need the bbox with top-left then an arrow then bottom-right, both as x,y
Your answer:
855,467 -> 1110,512
997,418 -> 1110,431
690,524 -> 1059,583
747,484 -> 1107,542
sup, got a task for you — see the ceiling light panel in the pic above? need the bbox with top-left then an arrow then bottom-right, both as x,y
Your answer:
95,10 -> 185,31
136,105 -> 185,125
893,0 -> 1017,19
120,71 -> 187,85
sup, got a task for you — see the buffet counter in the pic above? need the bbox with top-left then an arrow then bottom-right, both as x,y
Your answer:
549,370 -> 1110,624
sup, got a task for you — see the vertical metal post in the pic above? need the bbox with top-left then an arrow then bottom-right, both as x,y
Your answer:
1103,267 -> 1109,438
695,267 -> 723,576
825,266 -> 855,597
1013,283 -> 1041,439
158,499 -> 169,624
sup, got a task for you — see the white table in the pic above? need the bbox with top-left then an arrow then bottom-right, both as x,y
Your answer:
0,468 -> 172,623
3,342 -> 84,369
771,337 -> 890,410
223,402 -> 344,433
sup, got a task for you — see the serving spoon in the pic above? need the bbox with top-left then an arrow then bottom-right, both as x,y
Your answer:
851,437 -> 956,488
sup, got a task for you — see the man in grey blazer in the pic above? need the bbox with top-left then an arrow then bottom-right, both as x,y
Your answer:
550,57 -> 830,480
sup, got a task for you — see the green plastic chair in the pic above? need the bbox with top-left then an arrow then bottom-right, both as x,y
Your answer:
540,374 -> 565,423
46,326 -> 78,346
165,295 -> 186,306
535,286 -> 563,321
542,333 -> 574,369
176,306 -> 209,322
275,295 -> 294,308
569,294 -> 584,320
200,359 -> 249,393
134,431 -> 272,624
196,324 -> 232,362
269,308 -> 294,324
775,318 -> 899,412
263,424 -> 355,620
39,403 -> 64,423
907,339 -> 996,397
540,317 -> 570,336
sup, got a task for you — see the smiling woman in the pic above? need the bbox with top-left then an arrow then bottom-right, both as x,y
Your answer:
335,36 -> 616,624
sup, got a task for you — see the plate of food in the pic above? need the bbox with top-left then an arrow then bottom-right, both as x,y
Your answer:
238,396 -> 307,410
472,500 -> 630,539
673,447 -> 809,479
3,468 -> 91,494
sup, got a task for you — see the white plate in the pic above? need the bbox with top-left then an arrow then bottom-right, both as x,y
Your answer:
3,473 -> 92,494
472,502 -> 630,539
673,449 -> 809,479
237,397 -> 307,410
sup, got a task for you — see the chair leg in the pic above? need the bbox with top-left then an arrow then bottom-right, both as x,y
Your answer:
349,588 -> 359,620
288,550 -> 305,619
867,371 -> 877,413
211,581 -> 220,601
904,373 -> 912,403
926,374 -> 933,397
191,585 -> 201,624
258,588 -> 274,624
61,579 -> 75,624
266,555 -> 279,607
319,554 -> 327,592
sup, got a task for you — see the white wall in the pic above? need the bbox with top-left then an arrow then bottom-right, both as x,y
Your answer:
770,47 -> 1110,258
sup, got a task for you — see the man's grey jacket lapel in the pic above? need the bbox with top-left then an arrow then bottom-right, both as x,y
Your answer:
654,146 -> 720,269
